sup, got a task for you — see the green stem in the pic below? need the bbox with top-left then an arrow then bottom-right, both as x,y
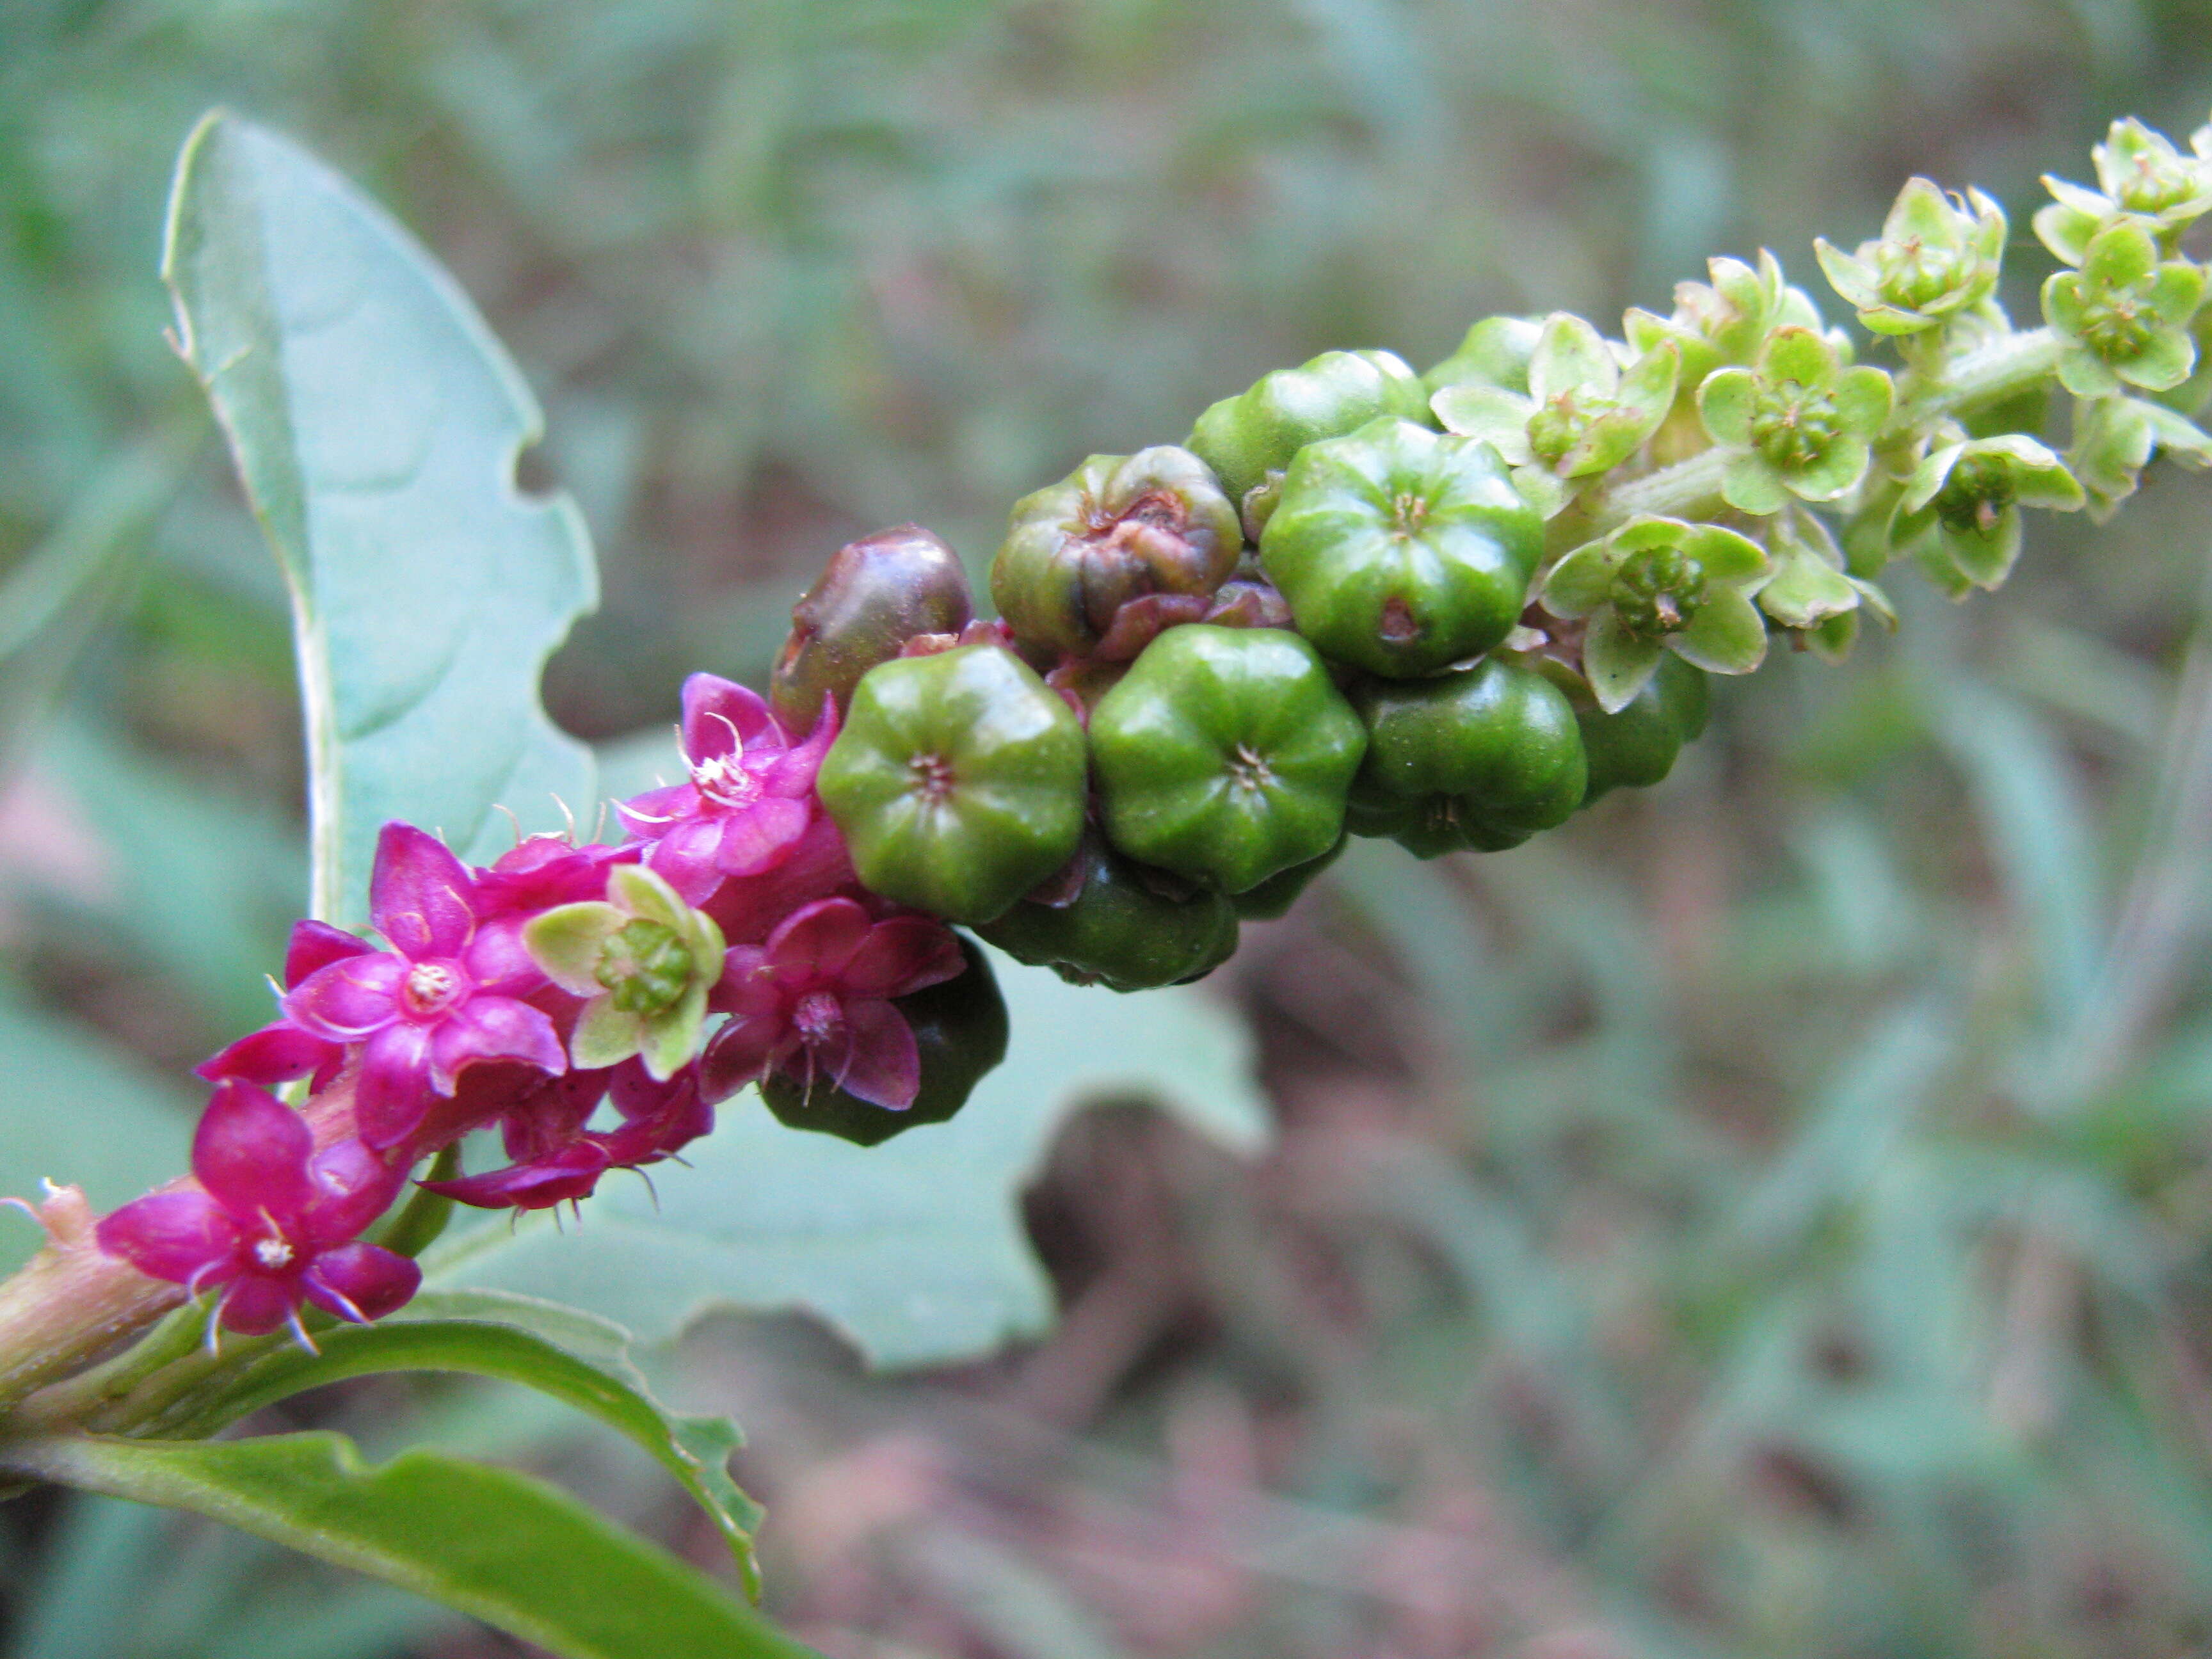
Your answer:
1886,326 -> 2062,438
1580,447 -> 1734,540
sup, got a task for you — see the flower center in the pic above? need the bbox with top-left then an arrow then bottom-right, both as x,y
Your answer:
2080,291 -> 2152,359
793,990 -> 845,1046
908,753 -> 957,805
1610,546 -> 1709,639
252,1234 -> 296,1271
1390,491 -> 1431,535
691,750 -> 762,810
401,959 -> 465,1017
1877,235 -> 1968,310
1226,742 -> 1276,794
1934,453 -> 2017,536
1749,382 -> 1839,470
598,918 -> 693,1015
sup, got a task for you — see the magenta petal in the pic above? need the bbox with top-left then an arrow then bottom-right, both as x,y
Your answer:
284,953 -> 405,1041
698,1016 -> 786,1102
701,821 -> 854,947
422,1142 -> 613,1211
710,795 -> 811,879
96,1191 -> 234,1284
191,1081 -> 316,1222
463,915 -> 542,994
760,705 -> 838,796
645,816 -> 731,906
826,998 -> 920,1110
764,897 -> 872,979
356,1023 -> 437,1150
369,823 -> 476,960
218,1274 -> 299,1336
680,673 -> 775,764
196,1023 -> 344,1088
427,997 -> 565,1093
302,1138 -> 405,1246
842,918 -> 966,998
285,919 -> 373,988
615,783 -> 700,839
301,1242 -> 421,1322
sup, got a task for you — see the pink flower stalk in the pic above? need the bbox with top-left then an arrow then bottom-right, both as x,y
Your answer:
282,824 -> 566,1150
198,918 -> 374,1091
618,675 -> 838,907
700,897 -> 965,1110
96,1081 -> 419,1338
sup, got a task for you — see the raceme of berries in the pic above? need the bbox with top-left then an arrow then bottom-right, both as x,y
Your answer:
82,109 -> 2212,1348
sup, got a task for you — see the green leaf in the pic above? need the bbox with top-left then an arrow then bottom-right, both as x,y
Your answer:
424,948 -> 1268,1369
0,1432 -> 816,1659
161,112 -> 597,927
180,1288 -> 763,1595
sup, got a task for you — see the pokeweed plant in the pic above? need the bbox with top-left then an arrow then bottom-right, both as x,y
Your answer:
0,105 -> 2208,1658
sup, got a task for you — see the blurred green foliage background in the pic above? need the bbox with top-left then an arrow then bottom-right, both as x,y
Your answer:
8,1 -> 2212,1655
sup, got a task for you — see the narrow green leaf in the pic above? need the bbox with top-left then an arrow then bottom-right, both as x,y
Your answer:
1,1432 -> 817,1659
177,1289 -> 762,1594
161,111 -> 597,926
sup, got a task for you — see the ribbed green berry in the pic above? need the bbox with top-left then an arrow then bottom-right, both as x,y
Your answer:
1260,417 -> 1541,677
817,645 -> 1087,923
979,838 -> 1238,991
991,447 -> 1242,659
1350,659 -> 1587,856
761,935 -> 1007,1146
1188,349 -> 1432,509
1089,625 -> 1366,894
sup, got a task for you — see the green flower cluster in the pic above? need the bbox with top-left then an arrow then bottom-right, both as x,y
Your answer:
769,109 -> 2212,998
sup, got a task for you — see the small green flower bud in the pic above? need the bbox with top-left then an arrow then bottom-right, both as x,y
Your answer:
1815,179 -> 2006,336
1699,327 -> 1893,514
1260,417 -> 1541,677
762,935 -> 1008,1147
1189,349 -> 1432,506
978,836 -> 1238,992
1540,517 -> 1770,711
770,525 -> 973,733
1609,546 -> 1708,640
2042,219 -> 2207,399
1893,432 -> 2086,590
817,645 -> 1089,924
1089,626 -> 1366,894
991,447 -> 1242,660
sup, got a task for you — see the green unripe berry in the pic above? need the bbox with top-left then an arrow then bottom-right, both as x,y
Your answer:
762,935 -> 1008,1146
979,838 -> 1238,991
1089,625 -> 1366,894
817,645 -> 1087,923
1229,834 -> 1346,920
770,525 -> 973,733
1260,417 -> 1541,678
1350,660 -> 1587,855
1187,349 -> 1431,507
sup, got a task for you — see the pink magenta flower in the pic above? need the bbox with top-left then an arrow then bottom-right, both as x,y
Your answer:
616,674 -> 838,906
421,1061 -> 716,1212
282,824 -> 566,1150
96,1080 -> 419,1338
471,833 -> 636,920
198,918 -> 374,1091
700,896 -> 965,1110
